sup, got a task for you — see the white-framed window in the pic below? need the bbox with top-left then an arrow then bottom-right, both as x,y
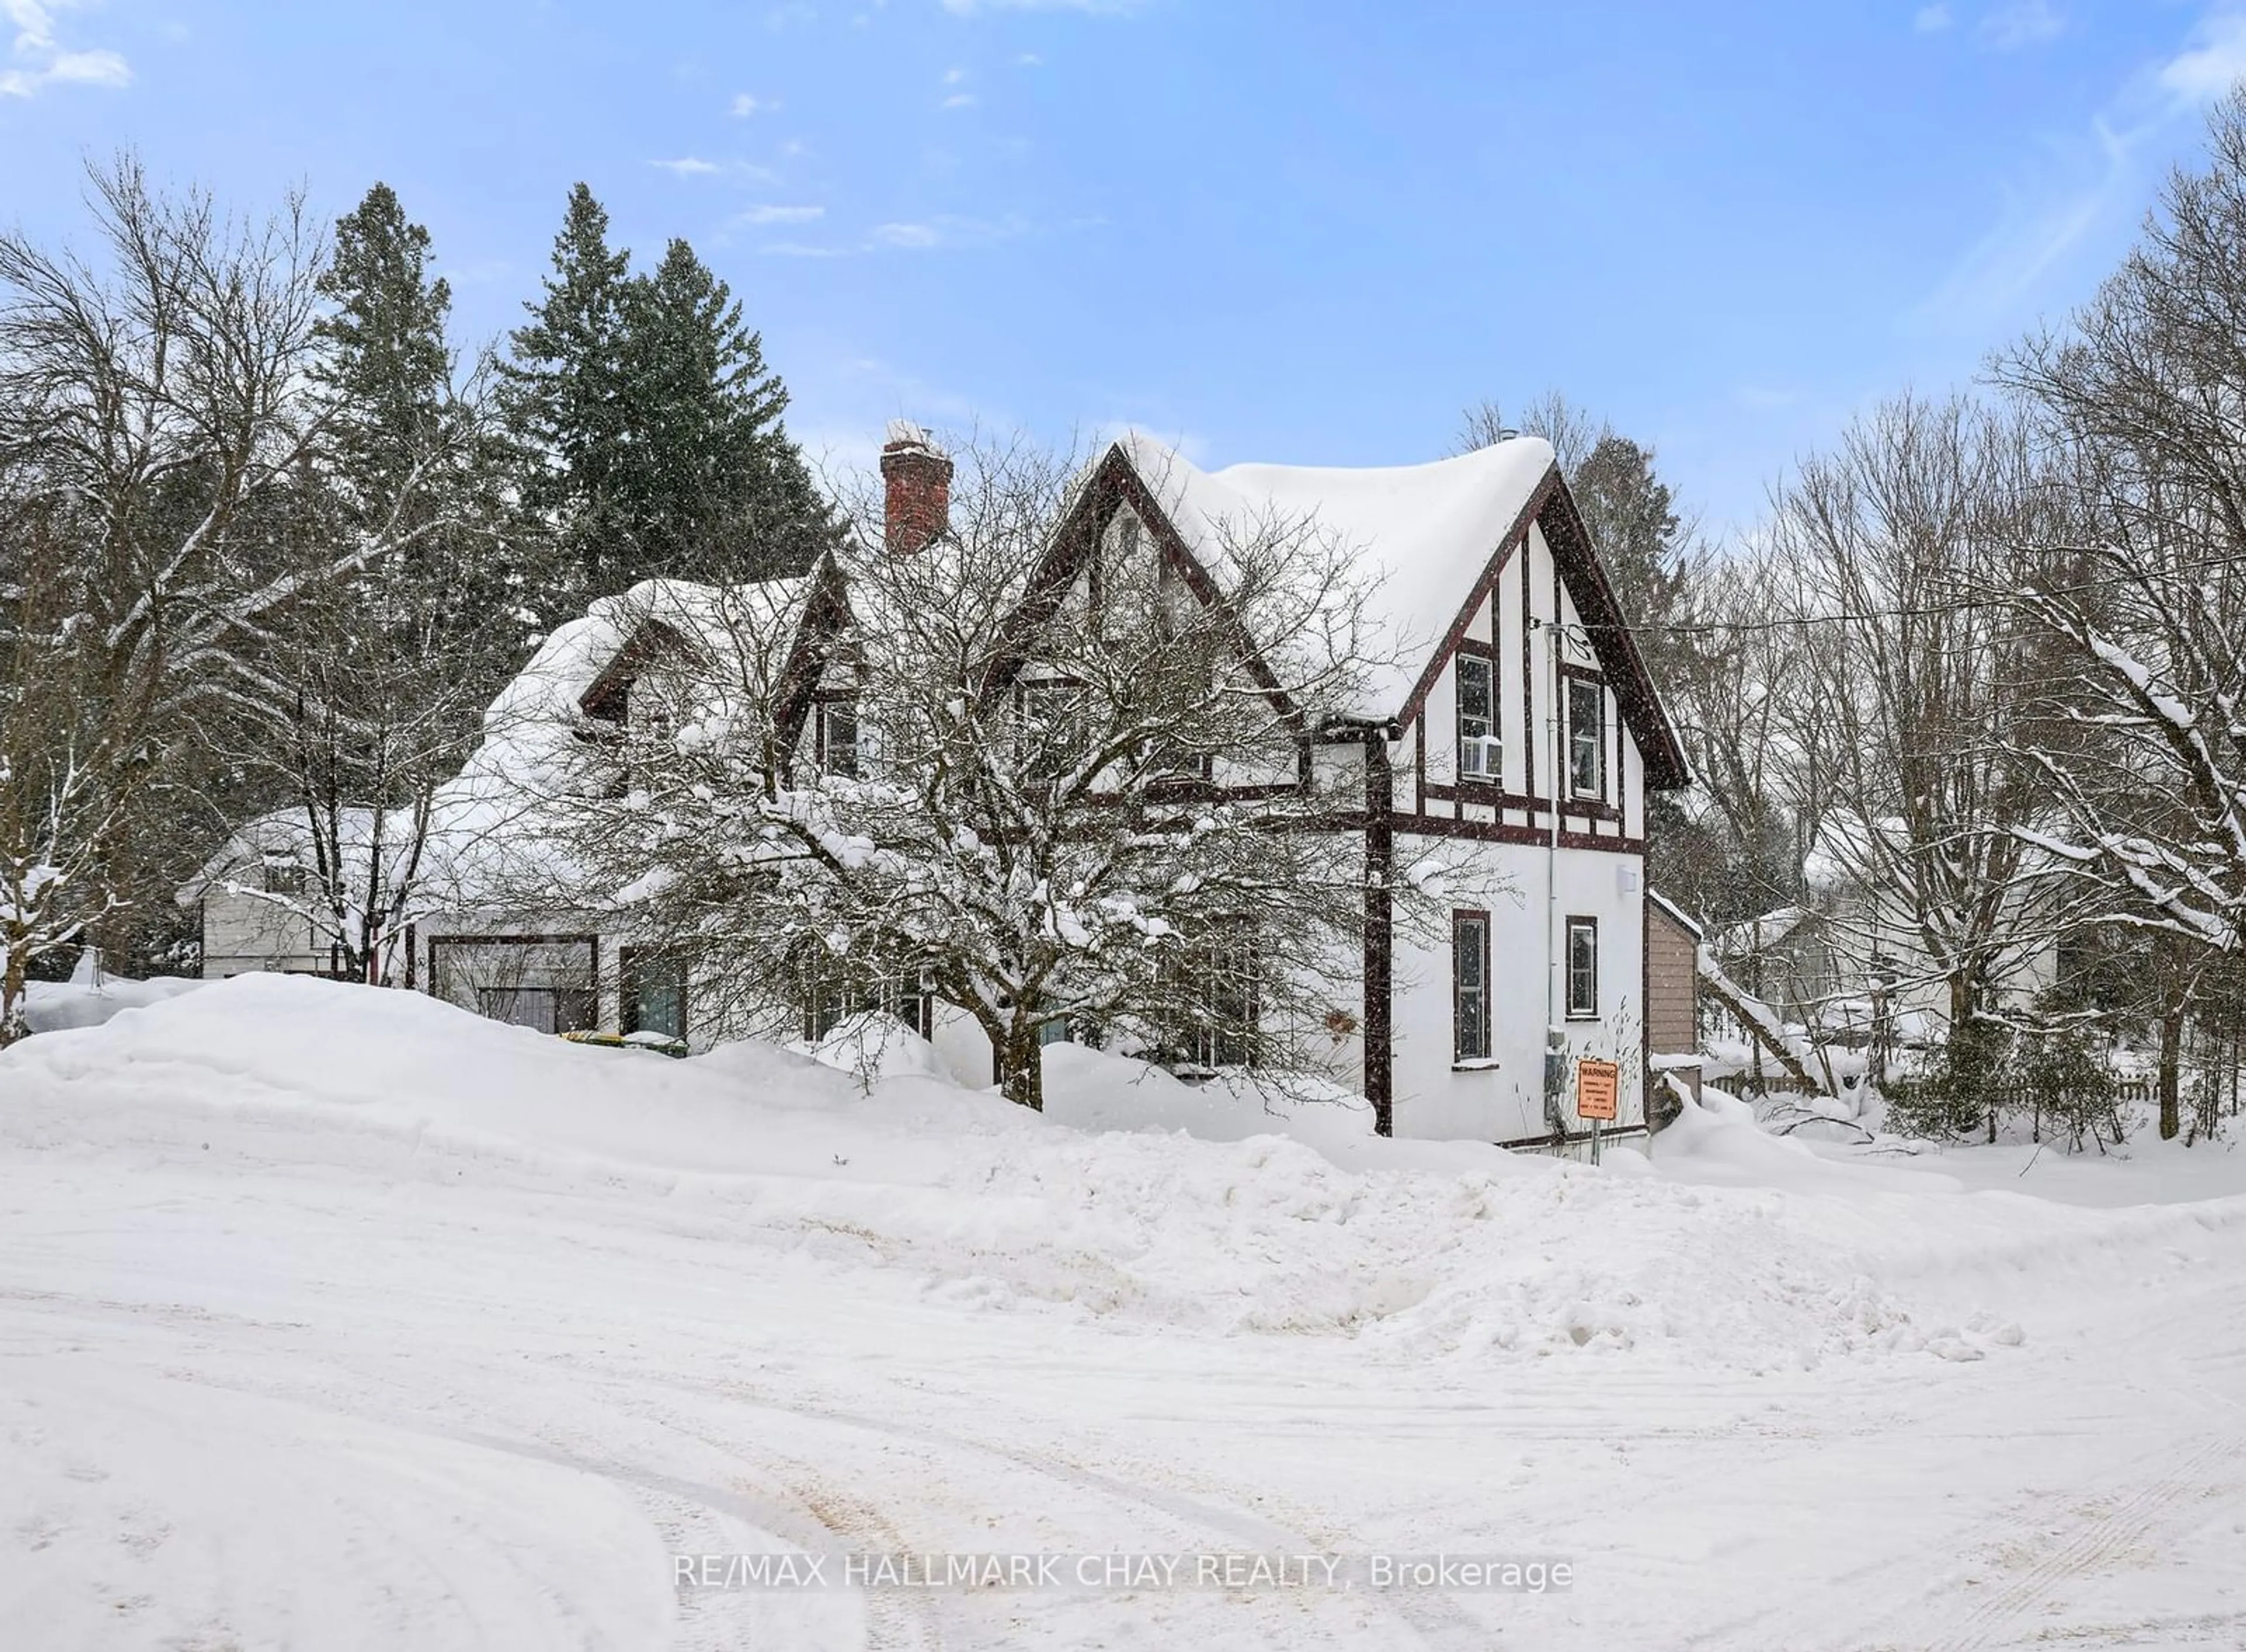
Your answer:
1453,910 -> 1491,1061
1456,653 -> 1499,780
817,698 -> 860,778
1566,676 -> 1605,799
1565,916 -> 1599,1020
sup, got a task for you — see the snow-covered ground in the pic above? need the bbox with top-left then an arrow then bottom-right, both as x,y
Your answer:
2,976 -> 2242,1649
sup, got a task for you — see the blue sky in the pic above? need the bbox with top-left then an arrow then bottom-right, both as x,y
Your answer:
7,0 -> 2246,537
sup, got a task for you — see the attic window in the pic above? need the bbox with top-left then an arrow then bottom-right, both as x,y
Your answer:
263,864 -> 306,896
1566,677 -> 1605,799
818,699 -> 860,779
1456,654 -> 1497,780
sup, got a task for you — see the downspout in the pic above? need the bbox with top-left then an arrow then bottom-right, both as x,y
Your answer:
1535,612 -> 1566,1141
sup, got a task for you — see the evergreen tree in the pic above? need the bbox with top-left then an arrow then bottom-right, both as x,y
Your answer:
314,183 -> 454,508
609,237 -> 833,585
506,182 -> 631,562
507,188 -> 833,592
1570,433 -> 1689,644
212,182 -> 536,984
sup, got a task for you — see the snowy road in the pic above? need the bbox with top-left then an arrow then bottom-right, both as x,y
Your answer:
3,977 -> 2244,1648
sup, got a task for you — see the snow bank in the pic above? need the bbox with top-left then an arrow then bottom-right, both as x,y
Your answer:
796,1010 -> 957,1084
4,975 -> 2195,1373
19,971 -> 205,1034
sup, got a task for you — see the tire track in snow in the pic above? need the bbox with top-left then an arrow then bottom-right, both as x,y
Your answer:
613,1368 -> 1499,1651
1929,1430 -> 2245,1652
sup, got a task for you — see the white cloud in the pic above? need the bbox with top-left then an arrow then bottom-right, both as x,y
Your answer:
943,65 -> 967,84
729,92 -> 776,117
765,215 -> 1028,257
1910,5 -> 2246,336
941,92 -> 977,109
2159,10 -> 2246,101
1980,0 -> 2064,51
1014,51 -> 1043,65
648,157 -> 783,184
735,203 -> 825,224
869,213 -> 1025,250
1,0 -> 129,98
1913,4 -> 1954,33
871,221 -> 945,249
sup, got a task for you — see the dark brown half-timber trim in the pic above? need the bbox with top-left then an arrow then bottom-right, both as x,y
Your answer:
578,619 -> 697,722
1393,813 -> 1648,855
1520,544 -> 1536,801
1007,446 -> 1304,733
1363,737 -> 1394,1137
1394,467 -> 1689,790
1398,485 -> 1542,736
1427,781 -> 1621,824
773,556 -> 855,757
1531,480 -> 1692,789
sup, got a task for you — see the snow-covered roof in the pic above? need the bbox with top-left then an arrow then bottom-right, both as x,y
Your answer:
184,571 -> 830,914
1110,433 -> 1555,722
1648,888 -> 1705,939
1714,904 -> 1819,957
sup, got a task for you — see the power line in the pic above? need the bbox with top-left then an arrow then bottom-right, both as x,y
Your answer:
1577,543 -> 2246,640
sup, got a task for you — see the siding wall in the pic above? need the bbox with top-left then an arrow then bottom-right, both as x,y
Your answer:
1645,901 -> 1700,1060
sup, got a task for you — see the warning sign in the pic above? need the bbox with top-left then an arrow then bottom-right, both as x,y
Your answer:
1575,1058 -> 1619,1122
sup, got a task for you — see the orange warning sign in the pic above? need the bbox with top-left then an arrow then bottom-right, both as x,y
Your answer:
1576,1058 -> 1619,1122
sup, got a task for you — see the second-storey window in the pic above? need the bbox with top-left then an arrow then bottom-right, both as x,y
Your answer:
1453,911 -> 1491,1061
818,699 -> 860,778
1456,654 -> 1497,780
1566,916 -> 1600,1019
1566,677 -> 1605,799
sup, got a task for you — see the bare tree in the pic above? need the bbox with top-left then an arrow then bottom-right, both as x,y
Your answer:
1456,389 -> 1606,474
0,501 -> 155,1039
556,434 -> 1466,1112
1766,395 -> 2079,1059
0,160 -> 515,1031
1985,91 -> 2246,1134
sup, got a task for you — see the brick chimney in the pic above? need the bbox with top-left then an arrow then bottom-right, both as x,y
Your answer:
880,421 -> 953,555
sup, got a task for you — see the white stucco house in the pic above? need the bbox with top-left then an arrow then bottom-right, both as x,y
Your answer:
186,426 -> 1690,1146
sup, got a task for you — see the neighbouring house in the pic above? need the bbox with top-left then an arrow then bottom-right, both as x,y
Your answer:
181,566 -> 847,1044
1713,880 -> 2059,1047
186,423 -> 1692,1146
1703,814 -> 2064,1092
